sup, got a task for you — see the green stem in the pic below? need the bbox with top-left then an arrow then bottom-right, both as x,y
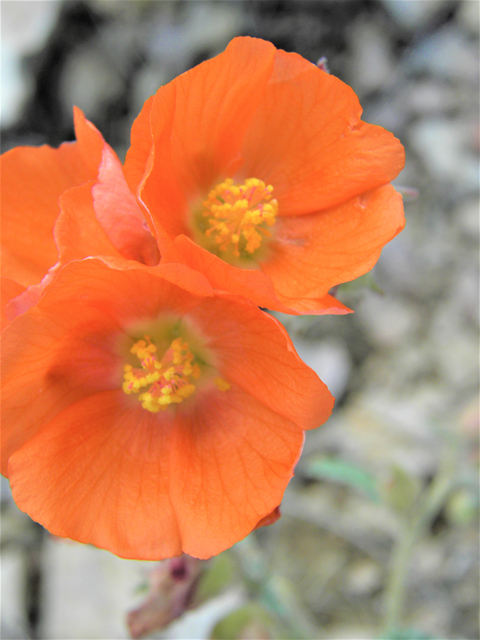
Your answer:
381,460 -> 456,636
235,535 -> 319,638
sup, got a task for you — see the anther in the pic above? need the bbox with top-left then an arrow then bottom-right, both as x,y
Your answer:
123,336 -> 201,413
202,178 -> 278,257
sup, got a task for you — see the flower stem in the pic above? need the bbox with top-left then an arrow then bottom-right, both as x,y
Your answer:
381,457 -> 456,636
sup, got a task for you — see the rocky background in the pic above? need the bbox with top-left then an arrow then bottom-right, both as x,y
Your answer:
1,1 -> 479,639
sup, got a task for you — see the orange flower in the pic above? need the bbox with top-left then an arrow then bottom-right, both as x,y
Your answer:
123,36 -> 405,314
1,107 -> 159,323
1,259 -> 333,560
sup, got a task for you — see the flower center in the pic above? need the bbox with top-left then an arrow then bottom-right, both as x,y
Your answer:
122,336 -> 201,413
202,178 -> 278,258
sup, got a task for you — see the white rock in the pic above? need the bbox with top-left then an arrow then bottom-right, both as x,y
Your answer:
434,332 -> 479,389
382,0 -> 446,28
1,0 -> 60,54
41,537 -> 152,639
345,559 -> 383,596
348,19 -> 394,93
292,337 -> 352,400
41,537 -> 244,640
404,80 -> 463,117
0,0 -> 60,127
355,292 -> 421,349
147,1 -> 245,73
406,26 -> 480,81
0,547 -> 29,638
60,44 -> 125,121
409,118 -> 480,190
1,475 -> 14,505
457,197 -> 480,239
458,0 -> 480,35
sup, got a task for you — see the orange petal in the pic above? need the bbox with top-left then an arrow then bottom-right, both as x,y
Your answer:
240,49 -> 405,216
170,384 -> 305,558
160,235 -> 350,315
189,295 -> 334,430
1,293 -> 120,475
138,37 -> 276,233
4,259 -> 324,559
55,182 -> 121,262
8,169 -> 134,322
9,387 -> 299,559
275,293 -> 351,316
3,268 -> 62,324
93,145 -> 160,265
72,106 -> 105,175
166,235 -> 291,311
262,184 -> 405,304
123,95 -> 155,197
1,108 -> 107,288
254,505 -> 281,529
139,81 -> 187,238
0,259 -> 212,474
1,143 -> 92,287
8,391 -> 183,560
1,278 -> 25,331
74,107 -> 159,264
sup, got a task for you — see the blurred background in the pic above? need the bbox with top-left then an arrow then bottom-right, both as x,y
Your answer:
1,1 -> 479,639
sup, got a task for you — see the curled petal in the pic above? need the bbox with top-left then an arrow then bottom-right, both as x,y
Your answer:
254,505 -> 281,530
55,181 -> 122,263
93,146 -> 160,265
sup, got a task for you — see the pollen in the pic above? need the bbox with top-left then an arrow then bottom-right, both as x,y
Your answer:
123,336 -> 201,413
202,178 -> 278,257
214,377 -> 231,392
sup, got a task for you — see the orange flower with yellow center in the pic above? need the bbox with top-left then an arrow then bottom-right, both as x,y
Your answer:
1,260 -> 333,560
124,36 -> 405,314
199,178 -> 278,258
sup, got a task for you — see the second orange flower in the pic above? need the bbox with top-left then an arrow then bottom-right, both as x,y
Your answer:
124,36 -> 405,314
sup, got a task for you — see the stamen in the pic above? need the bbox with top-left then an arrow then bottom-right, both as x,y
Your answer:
123,336 -> 201,413
214,377 -> 231,392
202,178 -> 278,257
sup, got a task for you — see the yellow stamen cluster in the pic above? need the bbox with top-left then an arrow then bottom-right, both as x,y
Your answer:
123,336 -> 201,413
203,178 -> 278,257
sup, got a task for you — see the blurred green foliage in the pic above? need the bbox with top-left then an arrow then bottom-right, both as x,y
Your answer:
305,456 -> 381,502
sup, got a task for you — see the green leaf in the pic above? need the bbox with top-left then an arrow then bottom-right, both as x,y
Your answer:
194,552 -> 237,604
210,603 -> 274,640
305,456 -> 380,502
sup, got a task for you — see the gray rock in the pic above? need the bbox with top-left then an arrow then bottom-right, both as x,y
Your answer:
382,0 -> 448,29
0,547 -> 29,639
292,337 -> 352,400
